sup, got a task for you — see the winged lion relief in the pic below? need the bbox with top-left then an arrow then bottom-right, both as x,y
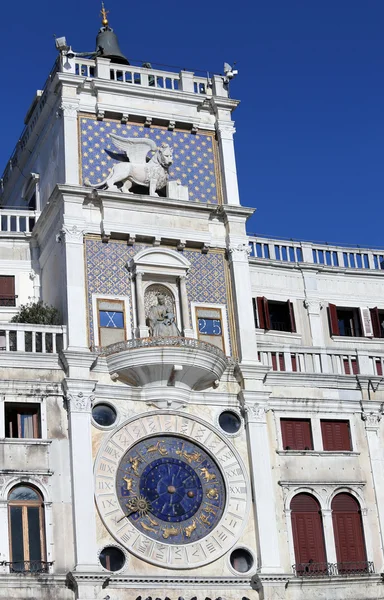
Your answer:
84,134 -> 173,196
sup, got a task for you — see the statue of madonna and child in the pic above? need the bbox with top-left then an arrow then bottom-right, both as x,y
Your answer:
147,293 -> 180,337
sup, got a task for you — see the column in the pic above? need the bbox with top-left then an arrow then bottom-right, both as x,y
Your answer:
215,121 -> 240,206
61,101 -> 80,185
228,244 -> 258,364
362,410 -> 384,567
304,299 -> 326,348
321,509 -> 337,565
135,272 -> 148,338
61,224 -> 88,350
64,379 -> 99,571
179,275 -> 193,337
243,397 -> 283,573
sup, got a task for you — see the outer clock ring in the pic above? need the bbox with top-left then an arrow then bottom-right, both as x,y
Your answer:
94,411 -> 250,569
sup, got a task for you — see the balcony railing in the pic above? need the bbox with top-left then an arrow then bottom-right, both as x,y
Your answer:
1,560 -> 53,574
0,294 -> 17,307
94,336 -> 227,361
0,209 -> 39,234
0,323 -> 67,353
292,561 -> 374,577
249,234 -> 384,272
258,343 -> 384,377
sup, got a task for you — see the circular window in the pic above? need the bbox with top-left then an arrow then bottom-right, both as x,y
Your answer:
219,411 -> 241,434
99,546 -> 126,571
230,548 -> 254,573
92,404 -> 117,427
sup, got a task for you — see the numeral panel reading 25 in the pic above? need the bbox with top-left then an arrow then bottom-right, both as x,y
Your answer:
196,307 -> 224,351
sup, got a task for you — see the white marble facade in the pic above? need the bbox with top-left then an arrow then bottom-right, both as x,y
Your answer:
0,22 -> 383,600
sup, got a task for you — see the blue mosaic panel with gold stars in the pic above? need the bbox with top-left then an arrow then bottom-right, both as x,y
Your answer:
80,117 -> 219,204
85,239 -> 230,349
116,435 -> 226,545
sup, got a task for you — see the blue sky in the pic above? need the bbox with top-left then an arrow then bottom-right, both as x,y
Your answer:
1,1 -> 383,246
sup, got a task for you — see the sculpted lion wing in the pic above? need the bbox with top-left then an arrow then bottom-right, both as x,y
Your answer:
108,133 -> 157,163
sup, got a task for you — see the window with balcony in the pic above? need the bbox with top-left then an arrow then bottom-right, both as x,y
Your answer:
321,420 -> 352,451
97,299 -> 126,347
328,304 -> 362,337
255,297 -> 296,333
332,493 -> 368,573
290,493 -> 327,575
0,275 -> 16,307
8,485 -> 47,573
281,419 -> 313,450
5,403 -> 41,439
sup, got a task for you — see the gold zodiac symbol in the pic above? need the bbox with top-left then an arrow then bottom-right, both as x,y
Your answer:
200,467 -> 216,482
200,513 -> 211,526
162,525 -> 179,539
123,477 -> 133,491
175,447 -> 201,464
203,505 -> 216,515
129,456 -> 141,476
206,488 -> 219,500
147,441 -> 168,456
141,522 -> 157,533
147,515 -> 159,526
184,520 -> 197,538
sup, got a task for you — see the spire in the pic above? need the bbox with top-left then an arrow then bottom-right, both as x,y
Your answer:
96,3 -> 129,65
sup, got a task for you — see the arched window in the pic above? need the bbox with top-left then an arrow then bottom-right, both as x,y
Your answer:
290,493 -> 327,575
8,485 -> 46,573
331,493 -> 367,573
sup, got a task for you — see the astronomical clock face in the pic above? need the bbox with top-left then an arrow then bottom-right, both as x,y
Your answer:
95,412 -> 249,568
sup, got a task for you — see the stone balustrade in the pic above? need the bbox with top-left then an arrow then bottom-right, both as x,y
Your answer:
0,323 -> 67,353
0,209 -> 40,234
258,342 -> 384,376
249,235 -> 384,271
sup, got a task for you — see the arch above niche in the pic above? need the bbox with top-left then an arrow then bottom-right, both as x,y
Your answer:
127,248 -> 193,338
127,247 -> 191,278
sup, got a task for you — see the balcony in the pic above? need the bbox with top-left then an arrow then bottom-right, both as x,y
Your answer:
97,337 -> 228,390
1,560 -> 53,574
292,561 -> 374,577
0,323 -> 66,353
0,209 -> 39,235
257,343 -> 384,377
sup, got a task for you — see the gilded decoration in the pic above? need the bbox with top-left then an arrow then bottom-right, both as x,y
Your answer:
79,117 -> 219,204
85,239 -> 230,349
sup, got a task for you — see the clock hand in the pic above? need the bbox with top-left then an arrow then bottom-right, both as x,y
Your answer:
117,495 -> 152,523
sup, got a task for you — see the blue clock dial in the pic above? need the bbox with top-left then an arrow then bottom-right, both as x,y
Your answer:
116,435 -> 226,544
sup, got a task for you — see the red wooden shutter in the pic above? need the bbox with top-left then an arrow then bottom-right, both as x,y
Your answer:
291,494 -> 326,568
0,276 -> 15,303
252,298 -> 258,328
321,420 -> 351,451
281,419 -> 313,450
328,303 -> 340,336
332,494 -> 367,571
256,297 -> 271,330
288,300 -> 297,333
370,307 -> 381,338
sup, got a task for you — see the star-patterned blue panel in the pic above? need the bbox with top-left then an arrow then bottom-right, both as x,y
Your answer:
85,239 -> 230,350
80,117 -> 219,204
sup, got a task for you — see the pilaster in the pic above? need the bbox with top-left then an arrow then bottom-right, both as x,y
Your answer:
241,393 -> 283,574
228,243 -> 259,364
60,100 -> 80,185
63,379 -> 99,572
215,120 -> 240,206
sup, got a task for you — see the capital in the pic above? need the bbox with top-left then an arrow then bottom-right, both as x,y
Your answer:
63,380 -> 96,414
228,243 -> 251,262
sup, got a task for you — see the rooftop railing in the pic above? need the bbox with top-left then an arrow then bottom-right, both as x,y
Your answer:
249,235 -> 384,272
0,209 -> 40,234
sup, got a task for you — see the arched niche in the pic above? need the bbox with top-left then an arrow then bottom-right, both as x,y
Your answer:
127,248 -> 193,338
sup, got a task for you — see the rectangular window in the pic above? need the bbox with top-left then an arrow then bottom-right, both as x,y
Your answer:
281,419 -> 313,450
196,307 -> 224,351
5,403 -> 41,439
0,275 -> 16,307
97,299 -> 126,347
321,420 -> 352,451
256,297 -> 296,333
370,307 -> 384,338
328,304 -> 362,337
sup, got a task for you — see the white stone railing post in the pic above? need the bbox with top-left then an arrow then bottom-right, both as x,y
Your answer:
95,57 -> 111,79
179,71 -> 195,92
